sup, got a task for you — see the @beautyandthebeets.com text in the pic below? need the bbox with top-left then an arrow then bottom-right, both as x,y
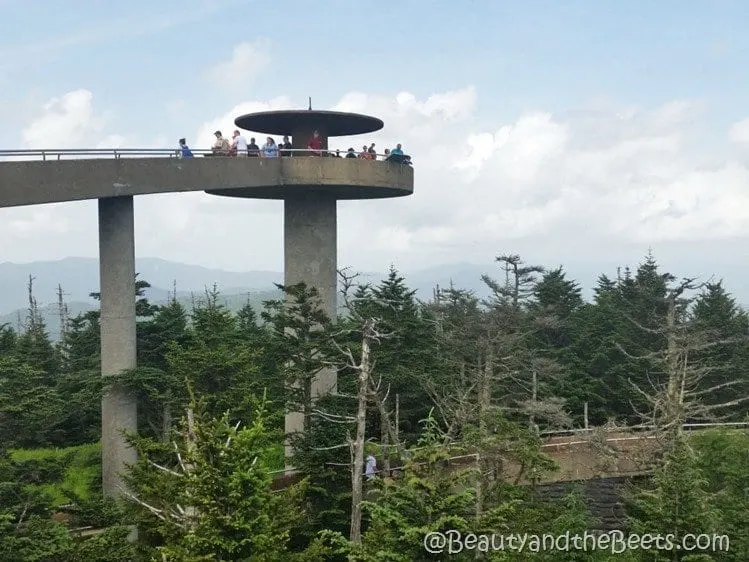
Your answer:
423,530 -> 730,555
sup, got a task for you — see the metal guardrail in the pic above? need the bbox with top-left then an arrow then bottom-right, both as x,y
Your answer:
539,421 -> 749,437
0,147 -> 411,162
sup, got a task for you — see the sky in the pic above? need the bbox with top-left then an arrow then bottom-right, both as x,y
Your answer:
3,0 -> 749,298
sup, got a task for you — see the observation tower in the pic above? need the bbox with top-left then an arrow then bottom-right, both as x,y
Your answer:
218,108 -> 412,447
0,106 -> 413,497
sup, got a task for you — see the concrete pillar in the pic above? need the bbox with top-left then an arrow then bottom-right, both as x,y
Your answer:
283,194 -> 338,443
98,196 -> 138,497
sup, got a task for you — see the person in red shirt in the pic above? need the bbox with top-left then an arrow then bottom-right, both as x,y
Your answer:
307,130 -> 323,155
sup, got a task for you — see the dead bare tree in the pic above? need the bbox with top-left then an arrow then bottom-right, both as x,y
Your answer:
333,268 -> 395,544
617,278 -> 749,444
120,406 -> 204,531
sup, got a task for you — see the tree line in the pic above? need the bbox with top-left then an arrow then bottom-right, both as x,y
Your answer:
0,252 -> 747,560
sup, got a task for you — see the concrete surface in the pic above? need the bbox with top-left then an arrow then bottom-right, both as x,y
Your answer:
0,156 -> 413,208
283,194 -> 338,444
98,196 -> 138,498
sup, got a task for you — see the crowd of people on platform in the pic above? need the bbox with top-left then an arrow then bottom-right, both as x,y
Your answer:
177,130 -> 410,164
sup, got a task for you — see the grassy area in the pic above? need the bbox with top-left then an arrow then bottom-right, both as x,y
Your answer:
9,443 -> 100,506
8,440 -> 285,505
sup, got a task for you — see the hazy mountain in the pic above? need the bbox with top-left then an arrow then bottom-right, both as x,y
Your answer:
0,288 -> 285,342
0,258 -> 501,341
0,257 -> 284,313
0,258 -> 502,315
2,257 -> 749,341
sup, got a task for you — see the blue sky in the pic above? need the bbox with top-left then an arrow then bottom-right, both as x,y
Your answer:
3,0 -> 748,145
3,0 -> 749,303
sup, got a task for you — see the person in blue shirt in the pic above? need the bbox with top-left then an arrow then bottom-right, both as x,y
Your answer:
178,138 -> 194,158
261,137 -> 279,158
385,143 -> 406,163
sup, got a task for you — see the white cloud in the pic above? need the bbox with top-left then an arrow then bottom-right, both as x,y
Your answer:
193,96 -> 292,149
7,87 -> 749,286
729,118 -> 749,144
206,40 -> 271,89
21,89 -> 124,149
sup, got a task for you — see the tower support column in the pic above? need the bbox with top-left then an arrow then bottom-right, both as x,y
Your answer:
283,194 -> 338,445
98,196 -> 138,497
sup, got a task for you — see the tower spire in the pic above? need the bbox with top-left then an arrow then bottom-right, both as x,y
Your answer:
308,96 -> 312,110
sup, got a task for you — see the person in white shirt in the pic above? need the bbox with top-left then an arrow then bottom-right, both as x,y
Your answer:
232,130 -> 248,156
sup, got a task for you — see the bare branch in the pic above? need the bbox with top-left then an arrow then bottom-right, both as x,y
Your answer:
147,460 -> 183,478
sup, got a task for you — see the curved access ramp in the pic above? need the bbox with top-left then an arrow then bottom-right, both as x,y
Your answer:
0,149 -> 414,209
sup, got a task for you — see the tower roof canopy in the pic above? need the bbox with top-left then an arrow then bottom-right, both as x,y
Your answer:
234,110 -> 383,137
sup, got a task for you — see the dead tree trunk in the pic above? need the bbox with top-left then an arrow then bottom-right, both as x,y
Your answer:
378,394 -> 390,475
584,402 -> 589,430
395,393 -> 400,443
183,408 -> 198,529
161,403 -> 172,443
350,319 -> 376,544
478,351 -> 490,436
529,369 -> 538,430
664,293 -> 683,437
476,346 -> 493,515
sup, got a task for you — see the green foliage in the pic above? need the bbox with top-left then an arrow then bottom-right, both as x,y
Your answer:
262,282 -> 334,430
8,443 -> 100,506
690,429 -> 749,561
125,392 -> 313,560
626,436 -> 722,561
344,414 -> 479,561
0,447 -> 135,562
1,258 -> 748,559
0,357 -> 66,448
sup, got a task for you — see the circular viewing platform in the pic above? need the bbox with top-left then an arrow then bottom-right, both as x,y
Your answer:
234,110 -> 384,137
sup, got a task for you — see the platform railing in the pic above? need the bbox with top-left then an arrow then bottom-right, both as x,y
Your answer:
0,147 -> 412,163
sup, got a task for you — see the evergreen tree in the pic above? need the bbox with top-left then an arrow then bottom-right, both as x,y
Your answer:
691,429 -> 749,561
165,287 -> 268,425
15,277 -> 59,379
360,267 -> 441,442
690,282 -> 749,420
124,393 -> 329,561
0,357 -> 64,447
626,436 -> 722,561
344,413 -> 477,561
261,283 -> 335,434
54,310 -> 103,444
0,323 -> 17,355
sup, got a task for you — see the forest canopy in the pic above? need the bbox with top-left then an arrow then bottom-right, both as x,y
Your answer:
0,252 -> 747,561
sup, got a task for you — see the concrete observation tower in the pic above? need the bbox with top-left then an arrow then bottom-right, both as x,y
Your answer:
0,106 -> 413,497
214,108 -> 411,442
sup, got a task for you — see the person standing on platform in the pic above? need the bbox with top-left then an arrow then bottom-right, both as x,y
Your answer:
280,135 -> 293,157
307,130 -> 323,156
232,130 -> 248,156
177,138 -> 193,158
248,137 -> 260,157
261,137 -> 279,158
212,130 -> 230,155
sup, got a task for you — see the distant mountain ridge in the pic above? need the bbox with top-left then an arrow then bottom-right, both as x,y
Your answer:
3,256 -> 749,342
0,258 -> 500,340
